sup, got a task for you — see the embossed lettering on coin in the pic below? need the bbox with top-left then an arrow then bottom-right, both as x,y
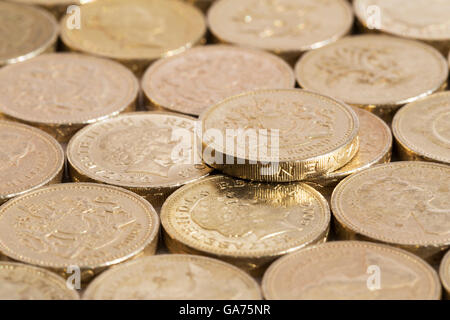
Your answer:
262,241 -> 441,300
84,255 -> 262,300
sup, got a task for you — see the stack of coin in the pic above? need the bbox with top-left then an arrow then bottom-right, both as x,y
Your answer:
262,241 -> 441,300
0,53 -> 139,143
331,162 -> 450,264
207,0 -> 354,64
392,92 -> 450,165
295,35 -> 448,123
0,1 -> 58,66
60,0 -> 207,75
83,255 -> 262,300
67,112 -> 212,209
161,175 -> 330,275
0,183 -> 160,283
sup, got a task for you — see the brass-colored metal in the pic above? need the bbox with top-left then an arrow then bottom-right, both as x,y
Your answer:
9,0 -> 83,19
161,175 -> 330,276
262,241 -> 441,300
83,254 -> 262,300
0,183 -> 160,283
0,1 -> 58,66
439,250 -> 450,299
0,121 -> 64,205
331,162 -> 450,264
200,89 -> 360,182
67,112 -> 212,210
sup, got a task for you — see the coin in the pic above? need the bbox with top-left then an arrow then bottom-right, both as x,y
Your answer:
142,45 -> 295,116
354,0 -> 450,55
0,53 -> 138,143
331,162 -> 450,262
161,175 -> 330,275
295,35 -> 449,122
207,0 -> 353,63
262,241 -> 441,300
439,250 -> 450,299
67,112 -> 212,209
0,262 -> 79,300
0,1 -> 58,66
200,89 -> 359,182
0,183 -> 159,281
60,0 -> 206,75
308,107 -> 392,194
0,121 -> 64,204
393,92 -> 450,165
9,0 -> 80,18
83,254 -> 261,300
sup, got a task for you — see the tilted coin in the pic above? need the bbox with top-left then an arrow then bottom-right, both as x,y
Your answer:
83,254 -> 261,300
9,0 -> 80,18
393,92 -> 450,165
161,175 -> 330,275
60,0 -> 206,75
200,89 -> 359,182
0,1 -> 58,66
142,45 -> 295,116
0,183 -> 160,281
331,162 -> 450,262
439,250 -> 450,299
295,35 -> 449,122
307,107 -> 392,198
0,121 -> 64,204
67,112 -> 212,209
0,262 -> 79,300
0,53 -> 138,143
262,241 -> 441,300
354,0 -> 450,54
207,0 -> 353,63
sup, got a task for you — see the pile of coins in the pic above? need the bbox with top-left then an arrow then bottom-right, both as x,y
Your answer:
0,0 -> 449,300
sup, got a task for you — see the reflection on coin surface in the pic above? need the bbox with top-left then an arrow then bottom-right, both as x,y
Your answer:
262,241 -> 441,300
331,162 -> 450,261
295,35 -> 448,117
393,92 -> 450,165
0,262 -> 79,300
142,45 -> 295,116
208,0 -> 353,55
439,250 -> 450,298
0,121 -> 64,204
161,175 -> 330,273
354,0 -> 450,52
67,112 -> 212,208
60,0 -> 206,72
0,53 -> 138,143
200,89 -> 359,182
309,107 -> 392,187
0,183 -> 159,272
83,255 -> 262,300
0,2 -> 58,66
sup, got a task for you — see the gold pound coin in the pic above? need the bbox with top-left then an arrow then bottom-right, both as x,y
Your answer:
161,175 -> 330,275
60,0 -> 206,75
262,241 -> 441,300
83,254 -> 261,300
439,250 -> 450,299
0,121 -> 64,204
0,262 -> 79,300
0,53 -> 139,143
67,112 -> 212,209
207,0 -> 353,64
354,0 -> 450,55
200,89 -> 359,182
393,92 -> 450,165
0,183 -> 160,282
295,35 -> 449,122
331,162 -> 450,263
307,107 -> 392,197
142,45 -> 295,116
0,1 -> 58,66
